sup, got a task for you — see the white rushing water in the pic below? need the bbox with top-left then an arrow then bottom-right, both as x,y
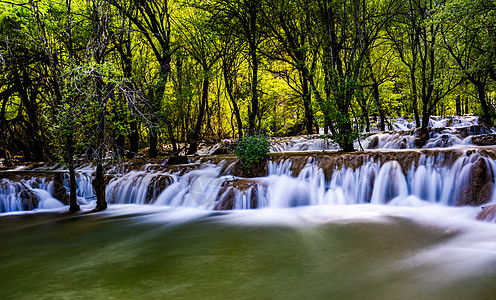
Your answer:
96,148 -> 496,213
1,115 -> 496,215
1,148 -> 496,214
0,172 -> 94,213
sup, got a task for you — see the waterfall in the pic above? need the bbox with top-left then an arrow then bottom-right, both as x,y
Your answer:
102,148 -> 496,210
1,148 -> 495,212
1,114 -> 495,213
0,172 -> 94,213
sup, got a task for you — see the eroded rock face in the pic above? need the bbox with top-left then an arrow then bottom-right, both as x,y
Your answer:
456,157 -> 494,206
215,179 -> 260,210
472,134 -> 496,146
476,205 -> 496,222
268,148 -> 465,181
146,175 -> 173,203
230,160 -> 267,178
53,173 -> 69,205
20,189 -> 38,210
414,128 -> 429,148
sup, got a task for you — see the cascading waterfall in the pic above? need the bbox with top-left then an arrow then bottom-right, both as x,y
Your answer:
1,115 -> 495,214
2,148 -> 495,213
231,150 -> 495,209
0,172 -> 94,213
101,148 -> 496,210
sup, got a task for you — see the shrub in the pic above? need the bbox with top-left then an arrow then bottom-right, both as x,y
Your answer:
235,133 -> 270,169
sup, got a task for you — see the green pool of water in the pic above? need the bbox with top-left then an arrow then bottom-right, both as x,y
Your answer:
1,206 -> 495,299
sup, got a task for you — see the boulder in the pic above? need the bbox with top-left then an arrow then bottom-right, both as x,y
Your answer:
214,179 -> 260,210
476,205 -> 496,222
456,157 -> 494,206
166,156 -> 188,165
20,189 -> 38,210
472,134 -> 496,146
53,173 -> 70,205
146,175 -> 173,203
230,160 -> 267,178
414,128 -> 429,148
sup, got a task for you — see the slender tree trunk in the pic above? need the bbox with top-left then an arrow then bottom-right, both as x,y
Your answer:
301,68 -> 313,134
224,73 -> 243,138
248,1 -> 259,133
477,83 -> 493,125
149,123 -> 158,157
411,66 -> 421,127
129,119 -> 139,154
372,81 -> 385,131
94,104 -> 107,211
67,133 -> 80,212
248,47 -> 259,133
188,74 -> 209,154
455,95 -> 461,116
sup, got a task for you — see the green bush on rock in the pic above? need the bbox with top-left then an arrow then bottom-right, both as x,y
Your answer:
235,134 -> 270,169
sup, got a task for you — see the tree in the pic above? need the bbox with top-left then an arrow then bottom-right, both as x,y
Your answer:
314,0 -> 398,151
437,0 -> 496,124
109,0 -> 175,157
204,0 -> 263,133
260,0 -> 318,134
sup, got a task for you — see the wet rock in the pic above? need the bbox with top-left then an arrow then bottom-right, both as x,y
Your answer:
166,156 -> 188,165
414,128 -> 429,148
125,151 -> 137,159
368,136 -> 379,149
215,179 -> 260,210
472,134 -> 496,146
476,205 -> 496,222
146,175 -> 173,203
208,141 -> 237,155
20,189 -> 38,210
53,173 -> 69,205
230,160 -> 267,178
456,157 -> 494,206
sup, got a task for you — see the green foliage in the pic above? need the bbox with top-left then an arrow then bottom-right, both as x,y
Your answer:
0,0 -> 495,161
235,134 -> 270,169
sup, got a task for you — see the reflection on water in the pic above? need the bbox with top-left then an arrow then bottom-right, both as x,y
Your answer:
1,205 -> 496,300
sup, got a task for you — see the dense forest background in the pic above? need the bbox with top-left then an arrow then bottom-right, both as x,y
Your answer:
0,0 -> 495,162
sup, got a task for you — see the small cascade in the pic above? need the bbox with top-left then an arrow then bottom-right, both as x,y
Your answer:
93,147 -> 496,210
271,117 -> 494,152
106,170 -> 175,205
205,149 -> 496,209
0,172 -> 94,213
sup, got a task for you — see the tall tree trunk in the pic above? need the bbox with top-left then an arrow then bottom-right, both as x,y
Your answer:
67,133 -> 80,212
223,63 -> 243,138
301,68 -> 313,134
477,83 -> 493,125
411,66 -> 421,127
188,74 -> 209,154
129,119 -> 139,154
93,105 -> 107,212
372,81 -> 385,131
455,95 -> 461,116
248,1 -> 259,133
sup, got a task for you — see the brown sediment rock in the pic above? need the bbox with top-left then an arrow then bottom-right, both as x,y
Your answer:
267,148 -> 469,181
229,160 -> 268,178
476,205 -> 496,222
20,189 -> 38,210
215,179 -> 261,210
472,134 -> 496,146
456,156 -> 494,206
414,128 -> 429,148
53,173 -> 69,205
146,175 -> 173,203
167,156 -> 188,165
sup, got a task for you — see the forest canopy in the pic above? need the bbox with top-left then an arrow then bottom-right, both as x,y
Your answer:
0,0 -> 495,161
